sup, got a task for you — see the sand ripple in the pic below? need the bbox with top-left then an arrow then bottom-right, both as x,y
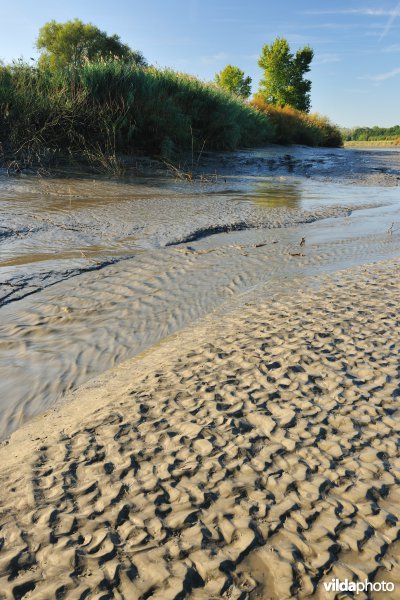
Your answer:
0,260 -> 400,598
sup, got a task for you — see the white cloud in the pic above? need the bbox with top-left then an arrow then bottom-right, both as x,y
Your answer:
382,43 -> 400,52
379,1 -> 400,39
199,52 -> 228,65
212,18 -> 243,23
360,66 -> 400,81
341,87 -> 368,94
313,53 -> 342,65
304,8 -> 400,16
302,22 -> 358,30
304,4 -> 400,42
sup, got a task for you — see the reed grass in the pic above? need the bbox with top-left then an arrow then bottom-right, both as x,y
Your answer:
0,61 -> 342,174
251,96 -> 342,147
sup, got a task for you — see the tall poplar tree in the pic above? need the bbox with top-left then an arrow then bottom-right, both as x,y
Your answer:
258,37 -> 313,112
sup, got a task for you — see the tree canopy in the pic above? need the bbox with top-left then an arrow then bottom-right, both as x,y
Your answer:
258,37 -> 313,112
215,65 -> 252,99
36,19 -> 147,70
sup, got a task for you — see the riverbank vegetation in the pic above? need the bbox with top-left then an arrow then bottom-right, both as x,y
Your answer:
0,61 -> 275,168
0,20 -> 343,174
343,125 -> 400,144
251,97 -> 343,147
345,140 -> 400,148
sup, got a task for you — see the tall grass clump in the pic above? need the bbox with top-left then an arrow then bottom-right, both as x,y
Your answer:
0,61 -> 275,170
251,96 -> 342,147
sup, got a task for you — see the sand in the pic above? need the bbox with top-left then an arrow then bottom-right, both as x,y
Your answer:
2,145 -> 399,443
0,259 -> 400,599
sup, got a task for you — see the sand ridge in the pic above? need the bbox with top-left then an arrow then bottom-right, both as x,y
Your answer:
0,259 -> 400,599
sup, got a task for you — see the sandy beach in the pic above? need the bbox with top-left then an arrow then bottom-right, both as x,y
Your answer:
0,258 -> 399,599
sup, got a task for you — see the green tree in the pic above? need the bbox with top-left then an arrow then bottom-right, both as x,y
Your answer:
215,65 -> 252,99
36,19 -> 147,70
258,37 -> 313,112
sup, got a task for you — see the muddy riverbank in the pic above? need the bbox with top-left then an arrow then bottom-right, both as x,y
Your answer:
0,145 -> 399,439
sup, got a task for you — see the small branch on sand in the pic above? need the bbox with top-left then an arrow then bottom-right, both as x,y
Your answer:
162,160 -> 194,181
387,222 -> 399,235
162,159 -> 218,183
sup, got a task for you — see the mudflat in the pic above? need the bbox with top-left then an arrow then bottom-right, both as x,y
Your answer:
1,258 -> 399,599
1,146 -> 400,441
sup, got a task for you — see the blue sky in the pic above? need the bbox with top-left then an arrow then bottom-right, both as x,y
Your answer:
1,0 -> 400,127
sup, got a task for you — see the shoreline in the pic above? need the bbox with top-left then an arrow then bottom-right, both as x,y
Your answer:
344,140 -> 400,148
1,258 -> 400,598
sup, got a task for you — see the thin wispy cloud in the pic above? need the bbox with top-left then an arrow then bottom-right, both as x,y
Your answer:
379,1 -> 400,39
283,33 -> 322,45
212,18 -> 243,23
303,4 -> 400,43
360,66 -> 400,81
313,53 -> 342,65
199,52 -> 228,65
304,8 -> 400,16
305,22 -> 357,30
342,87 -> 367,94
382,43 -> 400,52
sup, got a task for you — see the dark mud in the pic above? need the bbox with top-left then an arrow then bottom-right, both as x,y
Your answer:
3,143 -> 399,307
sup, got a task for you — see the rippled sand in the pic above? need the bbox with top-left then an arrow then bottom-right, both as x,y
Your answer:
1,146 -> 400,440
1,259 -> 399,598
2,215 -> 400,440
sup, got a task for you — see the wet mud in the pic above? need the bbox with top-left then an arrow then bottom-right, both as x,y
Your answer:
0,145 -> 399,439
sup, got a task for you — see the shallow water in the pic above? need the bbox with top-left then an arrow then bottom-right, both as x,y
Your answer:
1,145 -> 400,439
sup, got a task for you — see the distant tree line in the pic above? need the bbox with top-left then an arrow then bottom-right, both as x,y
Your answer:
344,125 -> 400,142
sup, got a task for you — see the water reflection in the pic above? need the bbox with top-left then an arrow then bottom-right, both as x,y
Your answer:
241,180 -> 302,208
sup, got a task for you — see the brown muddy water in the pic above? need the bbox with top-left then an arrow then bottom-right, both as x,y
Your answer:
1,145 -> 400,439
